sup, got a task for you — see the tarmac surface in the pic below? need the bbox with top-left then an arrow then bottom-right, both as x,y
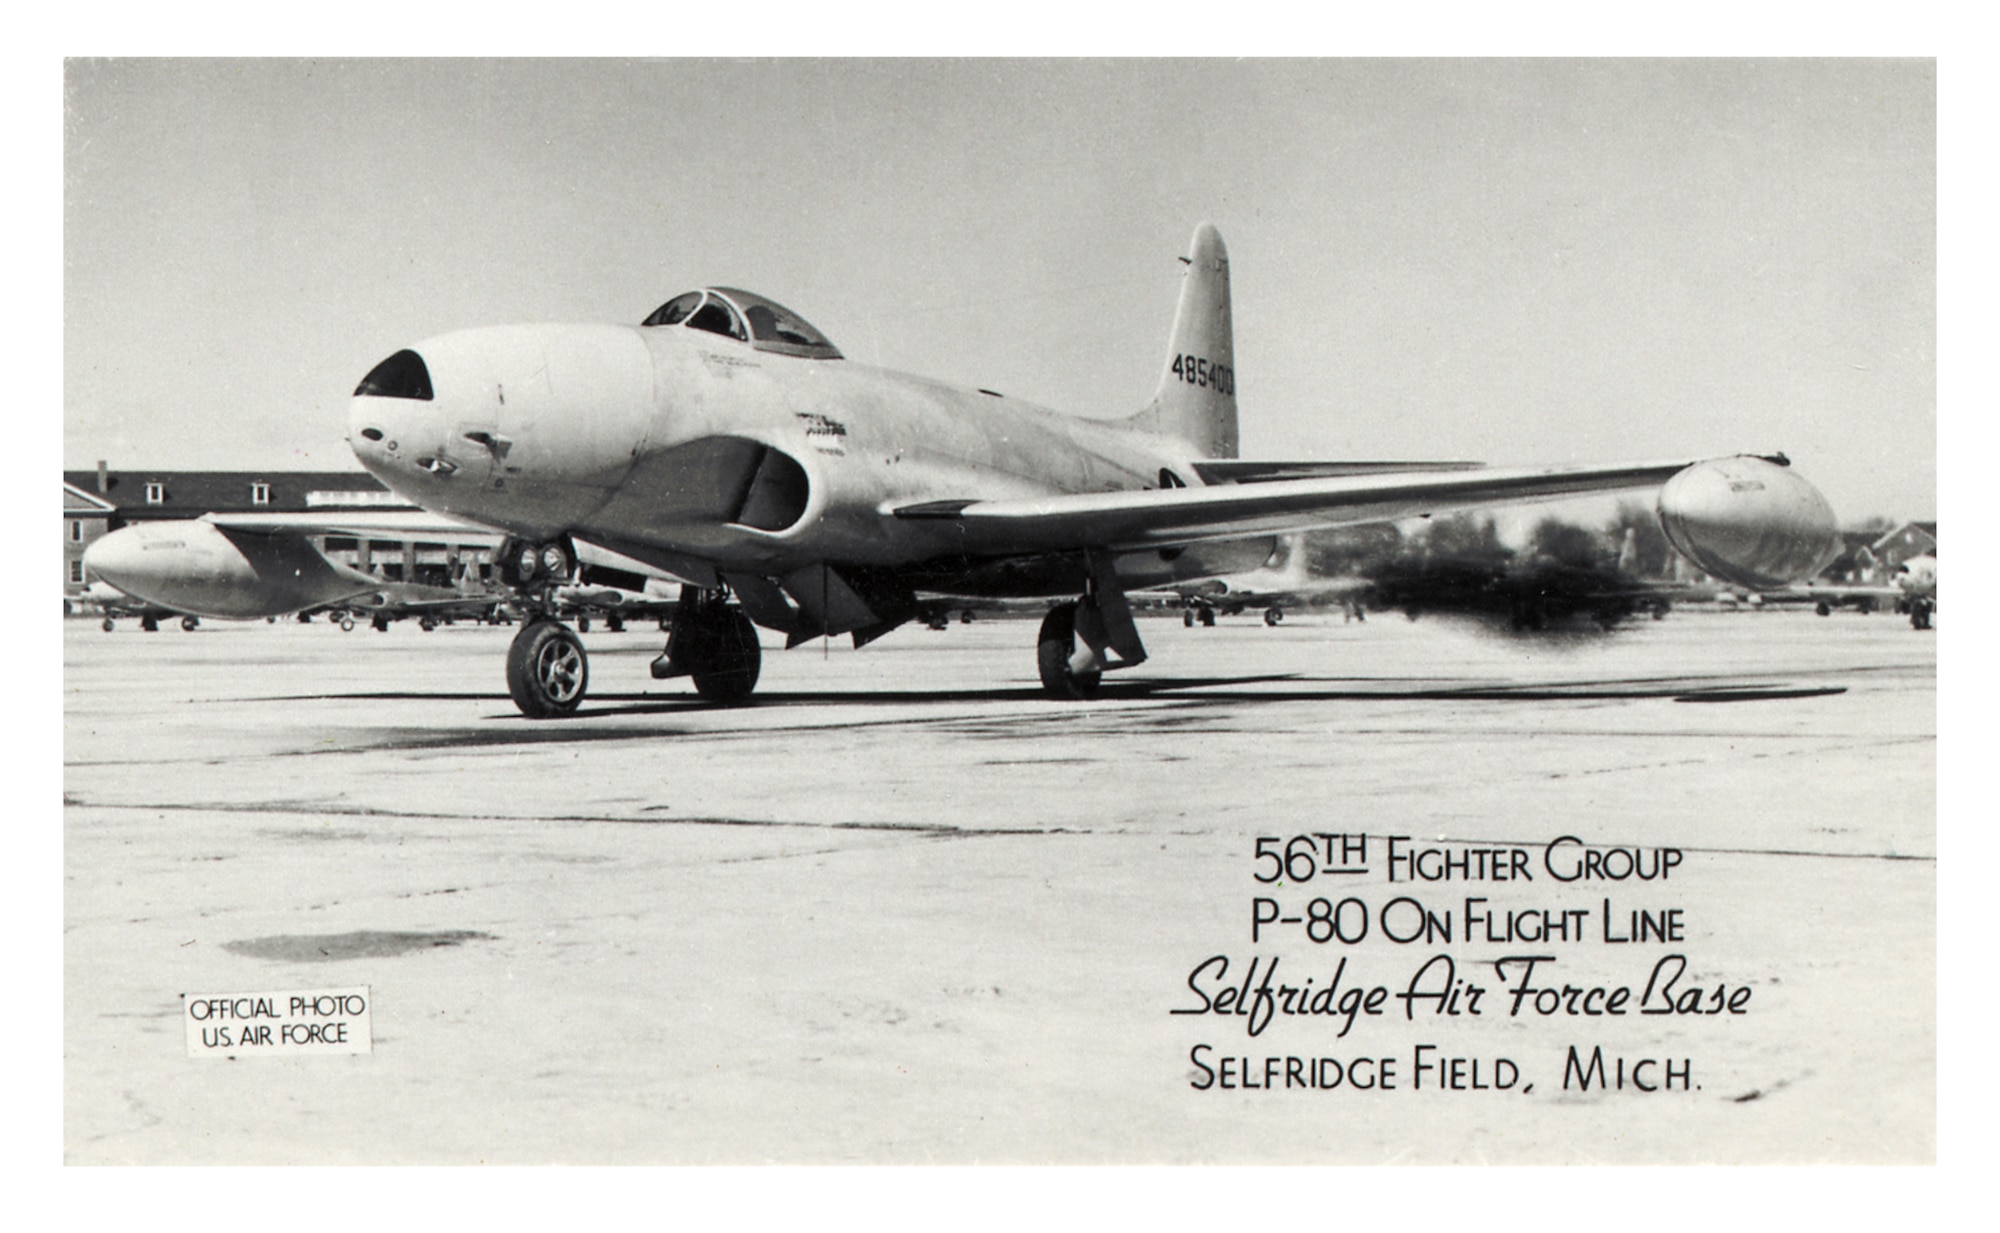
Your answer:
63,607 -> 1935,1163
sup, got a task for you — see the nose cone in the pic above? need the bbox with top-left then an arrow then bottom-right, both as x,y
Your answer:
349,346 -> 449,499
1657,456 -> 1840,589
348,325 -> 657,537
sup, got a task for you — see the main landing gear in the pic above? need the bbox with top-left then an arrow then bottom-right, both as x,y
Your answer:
1038,553 -> 1148,700
495,535 -> 764,717
1037,603 -> 1102,699
651,586 -> 761,703
1181,602 -> 1217,628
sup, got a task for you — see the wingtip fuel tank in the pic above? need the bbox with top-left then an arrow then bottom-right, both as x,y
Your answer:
1656,456 -> 1840,590
82,521 -> 373,619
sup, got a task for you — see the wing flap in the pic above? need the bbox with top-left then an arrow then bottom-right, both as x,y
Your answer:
891,460 -> 1696,553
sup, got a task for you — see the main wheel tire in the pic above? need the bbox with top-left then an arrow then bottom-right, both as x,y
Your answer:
577,616 -> 591,633
1197,606 -> 1215,627
690,609 -> 761,703
1183,608 -> 1194,627
1036,602 -> 1101,700
141,615 -> 158,632
507,620 -> 588,717
1264,607 -> 1284,626
181,615 -> 199,631
340,616 -> 356,631
101,618 -> 114,632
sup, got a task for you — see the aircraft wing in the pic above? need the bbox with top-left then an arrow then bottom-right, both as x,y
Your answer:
203,509 -> 506,543
200,511 -> 699,585
893,460 -> 1693,552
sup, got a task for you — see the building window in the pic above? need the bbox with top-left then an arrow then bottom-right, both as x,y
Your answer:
71,560 -> 83,583
145,482 -> 164,505
252,482 -> 271,505
69,520 -> 82,542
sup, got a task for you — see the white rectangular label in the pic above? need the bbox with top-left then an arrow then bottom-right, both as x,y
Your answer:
182,986 -> 372,1057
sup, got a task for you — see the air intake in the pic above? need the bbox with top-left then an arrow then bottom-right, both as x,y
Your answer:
354,350 -> 434,401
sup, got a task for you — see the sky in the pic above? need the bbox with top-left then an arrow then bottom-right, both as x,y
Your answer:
63,59 -> 1935,521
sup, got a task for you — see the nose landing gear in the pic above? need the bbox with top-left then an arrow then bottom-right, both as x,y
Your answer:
507,619 -> 588,716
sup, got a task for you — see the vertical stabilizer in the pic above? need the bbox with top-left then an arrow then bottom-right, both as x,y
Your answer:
1617,528 -> 1639,575
1127,223 -> 1238,459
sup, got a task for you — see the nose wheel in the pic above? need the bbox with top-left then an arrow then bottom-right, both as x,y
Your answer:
507,619 -> 588,716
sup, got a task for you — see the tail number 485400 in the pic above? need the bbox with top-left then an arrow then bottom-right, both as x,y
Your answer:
1171,353 -> 1234,395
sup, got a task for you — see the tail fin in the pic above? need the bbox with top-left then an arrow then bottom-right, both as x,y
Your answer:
1126,222 -> 1238,459
1272,534 -> 1310,586
1616,528 -> 1639,574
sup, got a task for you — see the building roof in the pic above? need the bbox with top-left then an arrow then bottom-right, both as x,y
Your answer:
63,482 -> 118,515
1869,520 -> 1938,550
62,469 -> 400,518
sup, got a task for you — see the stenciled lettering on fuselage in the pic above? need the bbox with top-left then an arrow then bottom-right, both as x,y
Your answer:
699,351 -> 761,378
794,412 -> 849,456
1169,353 -> 1234,395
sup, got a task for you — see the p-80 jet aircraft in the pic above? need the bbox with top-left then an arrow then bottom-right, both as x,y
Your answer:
87,223 -> 1840,716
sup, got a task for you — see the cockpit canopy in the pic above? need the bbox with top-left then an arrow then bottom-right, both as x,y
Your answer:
642,287 -> 843,360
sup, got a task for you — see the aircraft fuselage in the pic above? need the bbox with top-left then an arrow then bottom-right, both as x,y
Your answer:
349,322 -> 1193,584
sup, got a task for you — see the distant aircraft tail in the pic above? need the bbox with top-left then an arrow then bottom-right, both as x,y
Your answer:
1124,222 -> 1238,459
1268,534 -> 1310,586
1617,528 -> 1639,574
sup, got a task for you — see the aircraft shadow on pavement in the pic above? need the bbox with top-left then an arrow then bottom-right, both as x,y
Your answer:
262,672 -> 1843,722
577,678 -> 1846,714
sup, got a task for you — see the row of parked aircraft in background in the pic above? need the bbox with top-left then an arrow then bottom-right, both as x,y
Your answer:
75,524 -> 1935,636
83,222 -> 1866,715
